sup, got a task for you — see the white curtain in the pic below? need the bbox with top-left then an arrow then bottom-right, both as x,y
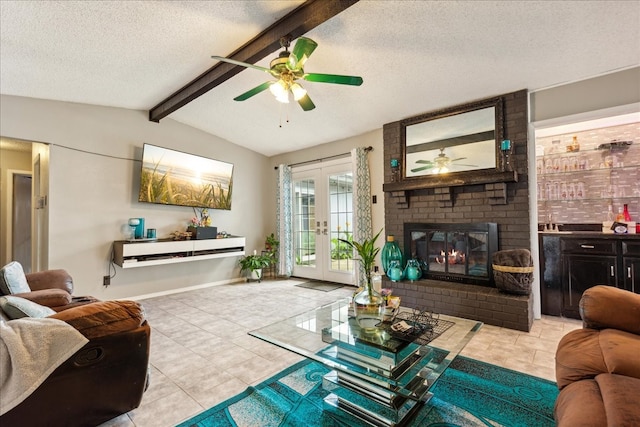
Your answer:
276,164 -> 293,277
351,147 -> 373,287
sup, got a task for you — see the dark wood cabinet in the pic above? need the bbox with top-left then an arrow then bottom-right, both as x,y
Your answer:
540,233 -> 640,319
622,241 -> 640,293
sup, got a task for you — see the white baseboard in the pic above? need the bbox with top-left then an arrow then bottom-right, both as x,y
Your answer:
123,278 -> 245,301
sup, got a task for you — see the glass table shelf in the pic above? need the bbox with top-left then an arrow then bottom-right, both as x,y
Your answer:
249,298 -> 482,427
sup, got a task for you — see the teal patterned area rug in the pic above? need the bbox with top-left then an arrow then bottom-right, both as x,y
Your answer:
177,356 -> 558,427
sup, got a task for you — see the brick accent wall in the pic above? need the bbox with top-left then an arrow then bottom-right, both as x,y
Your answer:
383,90 -> 533,331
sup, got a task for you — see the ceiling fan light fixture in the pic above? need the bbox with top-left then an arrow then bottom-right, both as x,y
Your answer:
290,83 -> 307,101
269,80 -> 287,97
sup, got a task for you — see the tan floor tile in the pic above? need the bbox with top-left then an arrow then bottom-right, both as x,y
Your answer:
128,389 -> 202,427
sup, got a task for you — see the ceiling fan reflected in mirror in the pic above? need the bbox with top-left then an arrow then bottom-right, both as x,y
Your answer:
211,36 -> 363,111
411,148 -> 478,174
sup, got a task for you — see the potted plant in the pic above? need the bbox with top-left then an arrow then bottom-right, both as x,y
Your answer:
340,229 -> 385,331
239,252 -> 272,282
264,233 -> 279,264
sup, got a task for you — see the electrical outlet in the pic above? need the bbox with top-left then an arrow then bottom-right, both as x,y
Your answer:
103,276 -> 110,286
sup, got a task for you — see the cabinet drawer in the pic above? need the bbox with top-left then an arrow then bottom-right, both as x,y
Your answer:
561,239 -> 617,254
623,241 -> 640,256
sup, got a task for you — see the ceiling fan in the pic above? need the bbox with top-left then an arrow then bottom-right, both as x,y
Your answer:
411,148 -> 478,173
211,36 -> 363,111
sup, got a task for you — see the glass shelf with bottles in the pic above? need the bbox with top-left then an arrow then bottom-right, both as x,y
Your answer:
537,181 -> 640,202
536,146 -> 638,176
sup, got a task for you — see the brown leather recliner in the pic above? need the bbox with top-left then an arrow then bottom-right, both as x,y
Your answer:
554,285 -> 640,426
1,297 -> 151,426
8,269 -> 97,311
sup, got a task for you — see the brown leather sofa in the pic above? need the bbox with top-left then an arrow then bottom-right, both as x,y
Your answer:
0,269 -> 151,427
554,285 -> 640,426
7,268 -> 97,311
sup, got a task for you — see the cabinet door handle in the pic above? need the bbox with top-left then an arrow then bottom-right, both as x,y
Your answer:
610,266 -> 615,277
580,244 -> 595,249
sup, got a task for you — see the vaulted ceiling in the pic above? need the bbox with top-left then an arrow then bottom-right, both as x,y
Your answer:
1,1 -> 639,156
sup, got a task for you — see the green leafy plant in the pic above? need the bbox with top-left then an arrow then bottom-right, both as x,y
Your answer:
239,254 -> 272,280
339,229 -> 383,297
264,233 -> 279,263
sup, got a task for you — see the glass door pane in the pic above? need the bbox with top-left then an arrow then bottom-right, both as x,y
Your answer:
293,177 -> 317,271
328,171 -> 354,274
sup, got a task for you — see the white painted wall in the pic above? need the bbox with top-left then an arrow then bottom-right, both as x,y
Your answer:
0,95 -> 271,299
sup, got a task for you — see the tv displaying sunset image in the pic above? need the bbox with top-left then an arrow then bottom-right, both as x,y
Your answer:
138,144 -> 233,210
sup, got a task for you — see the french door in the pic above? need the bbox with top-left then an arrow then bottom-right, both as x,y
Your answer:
291,160 -> 354,284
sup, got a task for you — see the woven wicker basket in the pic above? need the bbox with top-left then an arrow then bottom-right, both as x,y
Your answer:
492,249 -> 534,295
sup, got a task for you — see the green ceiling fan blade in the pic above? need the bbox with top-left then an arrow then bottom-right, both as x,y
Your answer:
288,37 -> 318,70
411,165 -> 434,173
450,157 -> 468,162
303,73 -> 363,86
297,94 -> 316,111
415,160 -> 434,165
211,56 -> 277,76
233,81 -> 273,101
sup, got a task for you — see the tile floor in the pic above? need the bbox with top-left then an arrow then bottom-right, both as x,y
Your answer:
100,278 -> 582,427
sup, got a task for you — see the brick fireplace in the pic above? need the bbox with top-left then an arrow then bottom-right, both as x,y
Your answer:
382,90 -> 534,331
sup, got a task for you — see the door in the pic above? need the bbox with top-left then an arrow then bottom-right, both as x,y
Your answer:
12,173 -> 32,271
291,161 -> 354,284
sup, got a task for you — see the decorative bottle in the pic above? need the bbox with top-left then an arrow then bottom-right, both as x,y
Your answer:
381,235 -> 403,275
623,204 -> 632,221
615,207 -> 625,222
371,266 -> 382,293
606,204 -> 615,222
353,273 -> 384,332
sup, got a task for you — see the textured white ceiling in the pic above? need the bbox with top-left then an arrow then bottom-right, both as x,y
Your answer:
1,1 -> 639,156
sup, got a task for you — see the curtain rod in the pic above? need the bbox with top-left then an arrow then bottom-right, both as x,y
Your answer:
274,146 -> 373,170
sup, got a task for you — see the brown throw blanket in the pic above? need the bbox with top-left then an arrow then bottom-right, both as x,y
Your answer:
0,318 -> 88,415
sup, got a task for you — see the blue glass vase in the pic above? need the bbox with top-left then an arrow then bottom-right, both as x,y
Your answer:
387,260 -> 404,282
381,236 -> 403,275
404,259 -> 422,282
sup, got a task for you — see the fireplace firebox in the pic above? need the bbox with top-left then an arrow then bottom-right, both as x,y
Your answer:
404,222 -> 498,286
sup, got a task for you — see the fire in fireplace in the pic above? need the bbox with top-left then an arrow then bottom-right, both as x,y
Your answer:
404,222 -> 498,286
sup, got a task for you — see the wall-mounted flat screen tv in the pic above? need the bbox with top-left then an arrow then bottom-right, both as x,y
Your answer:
138,144 -> 233,210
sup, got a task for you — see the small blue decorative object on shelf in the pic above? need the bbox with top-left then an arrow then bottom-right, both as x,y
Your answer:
387,260 -> 404,282
134,218 -> 145,239
501,139 -> 511,151
404,259 -> 422,282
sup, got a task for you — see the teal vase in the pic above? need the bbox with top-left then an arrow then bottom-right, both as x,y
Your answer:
387,260 -> 404,282
381,236 -> 403,275
404,259 -> 422,282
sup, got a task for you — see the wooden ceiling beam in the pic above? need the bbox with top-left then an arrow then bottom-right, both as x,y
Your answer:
148,0 -> 359,122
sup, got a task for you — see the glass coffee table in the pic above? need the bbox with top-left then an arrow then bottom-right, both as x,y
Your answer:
249,298 -> 482,427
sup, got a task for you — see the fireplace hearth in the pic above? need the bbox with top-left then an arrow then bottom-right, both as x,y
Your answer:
404,222 -> 498,287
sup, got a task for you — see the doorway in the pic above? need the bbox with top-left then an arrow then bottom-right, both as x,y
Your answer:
291,160 -> 354,284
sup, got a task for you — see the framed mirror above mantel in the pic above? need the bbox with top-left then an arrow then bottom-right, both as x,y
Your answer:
383,95 -> 519,193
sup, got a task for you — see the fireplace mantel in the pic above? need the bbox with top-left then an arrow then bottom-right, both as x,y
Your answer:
383,169 -> 518,192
